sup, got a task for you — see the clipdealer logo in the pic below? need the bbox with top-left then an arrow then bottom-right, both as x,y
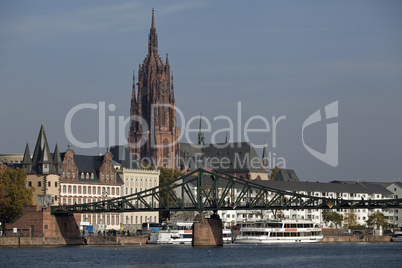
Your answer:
302,101 -> 338,167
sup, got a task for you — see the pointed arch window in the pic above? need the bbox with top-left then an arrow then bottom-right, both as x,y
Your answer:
162,138 -> 169,166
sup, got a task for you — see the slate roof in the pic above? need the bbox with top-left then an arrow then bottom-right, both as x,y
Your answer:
182,175 -> 392,196
109,145 -> 141,169
274,169 -> 300,182
180,142 -> 267,173
59,153 -> 123,185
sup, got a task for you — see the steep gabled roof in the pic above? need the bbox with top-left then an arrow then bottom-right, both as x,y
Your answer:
274,169 -> 300,182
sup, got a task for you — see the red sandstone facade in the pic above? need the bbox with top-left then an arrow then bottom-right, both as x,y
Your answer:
128,9 -> 180,168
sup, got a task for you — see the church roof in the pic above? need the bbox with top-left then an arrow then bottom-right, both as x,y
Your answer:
274,169 -> 300,182
110,145 -> 141,169
181,142 -> 267,173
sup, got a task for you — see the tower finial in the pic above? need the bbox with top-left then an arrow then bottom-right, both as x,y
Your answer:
198,112 -> 205,145
151,8 -> 155,29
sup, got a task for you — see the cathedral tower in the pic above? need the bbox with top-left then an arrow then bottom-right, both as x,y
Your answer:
128,9 -> 180,168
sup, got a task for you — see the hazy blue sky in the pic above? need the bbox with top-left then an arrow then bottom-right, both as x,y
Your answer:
1,0 -> 401,182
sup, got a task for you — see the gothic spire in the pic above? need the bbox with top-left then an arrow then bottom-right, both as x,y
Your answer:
198,112 -> 205,145
32,123 -> 52,168
148,8 -> 158,55
151,8 -> 155,29
170,72 -> 175,103
53,143 -> 62,165
22,143 -> 31,165
262,146 -> 269,168
22,143 -> 32,174
131,70 -> 136,117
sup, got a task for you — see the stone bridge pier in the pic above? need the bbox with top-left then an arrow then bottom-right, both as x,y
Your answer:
192,212 -> 223,247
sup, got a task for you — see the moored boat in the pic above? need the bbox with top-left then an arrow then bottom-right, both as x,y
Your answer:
148,222 -> 193,245
235,219 -> 323,244
148,222 -> 235,244
391,231 -> 402,242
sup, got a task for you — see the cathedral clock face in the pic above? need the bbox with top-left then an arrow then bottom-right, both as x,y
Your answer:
160,87 -> 166,96
141,87 -> 147,96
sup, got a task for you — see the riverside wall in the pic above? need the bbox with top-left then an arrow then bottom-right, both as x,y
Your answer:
0,235 -> 392,247
323,235 -> 392,243
0,236 -> 148,247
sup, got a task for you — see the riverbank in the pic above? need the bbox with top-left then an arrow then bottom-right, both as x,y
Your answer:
0,236 -> 148,247
323,235 -> 391,243
0,235 -> 392,247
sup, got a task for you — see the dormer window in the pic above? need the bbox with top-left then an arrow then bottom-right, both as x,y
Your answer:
81,172 -> 84,179
86,173 -> 89,179
91,173 -> 94,179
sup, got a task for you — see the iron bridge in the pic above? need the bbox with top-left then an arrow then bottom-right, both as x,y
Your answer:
51,168 -> 402,215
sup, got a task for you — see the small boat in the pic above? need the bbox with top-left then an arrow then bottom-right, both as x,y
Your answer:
391,231 -> 402,242
235,219 -> 323,244
148,222 -> 235,244
223,228 -> 234,244
148,222 -> 193,245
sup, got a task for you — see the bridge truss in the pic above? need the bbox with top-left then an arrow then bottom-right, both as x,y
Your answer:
51,168 -> 402,215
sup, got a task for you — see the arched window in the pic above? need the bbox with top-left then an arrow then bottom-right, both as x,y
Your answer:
162,139 -> 169,166
91,173 -> 94,179
86,173 -> 89,179
81,172 -> 84,179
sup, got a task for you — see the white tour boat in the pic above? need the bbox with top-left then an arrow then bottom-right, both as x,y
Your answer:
148,222 -> 193,245
235,220 -> 323,244
148,222 -> 234,244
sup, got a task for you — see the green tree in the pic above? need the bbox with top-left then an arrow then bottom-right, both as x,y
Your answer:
158,168 -> 183,221
323,210 -> 343,228
0,168 -> 34,232
366,211 -> 388,230
343,211 -> 358,228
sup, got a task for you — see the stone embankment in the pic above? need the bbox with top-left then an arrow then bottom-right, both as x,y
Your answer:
323,235 -> 392,243
0,236 -> 148,247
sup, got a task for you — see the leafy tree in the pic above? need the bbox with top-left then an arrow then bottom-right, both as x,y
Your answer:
270,166 -> 282,180
157,167 -> 183,221
366,211 -> 388,230
323,210 -> 343,228
0,168 -> 34,232
343,211 -> 358,228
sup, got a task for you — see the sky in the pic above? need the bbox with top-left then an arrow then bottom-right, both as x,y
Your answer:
0,0 -> 401,182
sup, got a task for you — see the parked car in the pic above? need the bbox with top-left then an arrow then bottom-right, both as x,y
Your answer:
383,230 -> 393,235
353,230 -> 363,235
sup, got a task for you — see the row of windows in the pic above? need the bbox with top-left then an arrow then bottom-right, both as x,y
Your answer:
124,215 -> 157,224
125,177 -> 157,183
62,171 -> 115,181
28,181 -> 57,188
62,185 -> 119,195
82,214 -> 119,226
61,196 -> 112,205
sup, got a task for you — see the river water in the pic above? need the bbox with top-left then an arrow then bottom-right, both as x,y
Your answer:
1,243 -> 401,268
